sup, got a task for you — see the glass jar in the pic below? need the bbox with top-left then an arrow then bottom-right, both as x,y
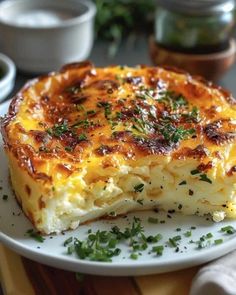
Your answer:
155,0 -> 235,53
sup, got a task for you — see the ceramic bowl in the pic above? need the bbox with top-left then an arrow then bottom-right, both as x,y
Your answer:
0,53 -> 16,103
0,0 -> 96,73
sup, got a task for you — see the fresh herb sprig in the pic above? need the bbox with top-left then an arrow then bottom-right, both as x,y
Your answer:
157,91 -> 188,111
94,0 -> 155,57
159,124 -> 196,144
64,217 -> 164,262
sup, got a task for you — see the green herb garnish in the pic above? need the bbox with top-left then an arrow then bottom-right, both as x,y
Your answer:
214,239 -> 223,245
199,174 -> 212,184
183,106 -> 201,123
97,101 -> 112,119
64,237 -> 73,246
65,146 -> 73,152
206,233 -> 213,239
190,169 -> 200,175
169,235 -> 181,247
160,124 -> 195,144
152,245 -> 164,256
137,199 -> 144,205
26,229 -> 45,243
197,235 -> 212,249
134,183 -> 144,193
146,234 -> 162,243
86,110 -> 96,116
130,253 -> 138,260
157,91 -> 188,111
221,225 -> 236,235
71,119 -> 92,129
95,0 -> 155,57
78,133 -> 88,141
47,121 -> 69,137
184,231 -> 192,237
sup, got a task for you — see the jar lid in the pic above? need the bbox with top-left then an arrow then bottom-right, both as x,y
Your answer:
156,0 -> 235,15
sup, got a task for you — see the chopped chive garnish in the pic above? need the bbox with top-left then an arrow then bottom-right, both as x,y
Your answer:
64,237 -> 73,246
47,121 -> 69,137
199,174 -> 212,184
214,239 -> 223,245
137,199 -> 144,205
148,217 -> 158,224
169,235 -> 181,247
191,169 -> 200,175
78,133 -> 87,141
152,245 -> 164,256
64,146 -> 73,152
86,110 -> 96,116
108,238 -> 118,248
196,234 -> 212,249
67,245 -> 74,254
206,233 -> 213,239
26,229 -> 45,243
146,234 -> 162,243
176,228 -> 181,232
130,253 -> 138,260
221,225 -> 235,234
134,183 -> 144,193
184,231 -> 192,237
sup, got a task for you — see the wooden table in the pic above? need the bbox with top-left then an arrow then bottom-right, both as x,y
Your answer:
0,245 -> 199,295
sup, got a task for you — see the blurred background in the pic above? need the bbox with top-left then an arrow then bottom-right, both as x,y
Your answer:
0,0 -> 236,102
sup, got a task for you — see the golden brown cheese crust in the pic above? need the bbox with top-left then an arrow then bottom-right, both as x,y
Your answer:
1,61 -> 236,231
2,62 -> 236,177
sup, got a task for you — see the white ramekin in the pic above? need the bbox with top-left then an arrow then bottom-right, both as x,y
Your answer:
0,53 -> 16,103
0,0 -> 96,73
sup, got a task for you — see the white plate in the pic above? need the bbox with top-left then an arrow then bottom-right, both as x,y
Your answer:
1,100 -> 236,276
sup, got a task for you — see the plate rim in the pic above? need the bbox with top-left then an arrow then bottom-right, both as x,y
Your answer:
1,230 -> 236,276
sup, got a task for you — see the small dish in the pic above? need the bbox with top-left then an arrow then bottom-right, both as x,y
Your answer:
0,53 -> 16,103
149,37 -> 236,81
0,0 -> 96,73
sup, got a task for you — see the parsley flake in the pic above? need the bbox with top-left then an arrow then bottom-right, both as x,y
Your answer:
134,183 -> 144,193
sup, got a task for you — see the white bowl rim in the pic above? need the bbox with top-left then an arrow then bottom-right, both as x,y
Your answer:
0,53 -> 16,89
0,0 -> 96,30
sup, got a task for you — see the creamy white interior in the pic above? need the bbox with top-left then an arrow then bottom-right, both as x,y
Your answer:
37,157 -> 236,234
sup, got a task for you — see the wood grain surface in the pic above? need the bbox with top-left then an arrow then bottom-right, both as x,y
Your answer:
0,245 -> 199,295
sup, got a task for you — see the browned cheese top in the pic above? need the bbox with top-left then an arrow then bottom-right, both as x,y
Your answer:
1,61 -> 236,182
